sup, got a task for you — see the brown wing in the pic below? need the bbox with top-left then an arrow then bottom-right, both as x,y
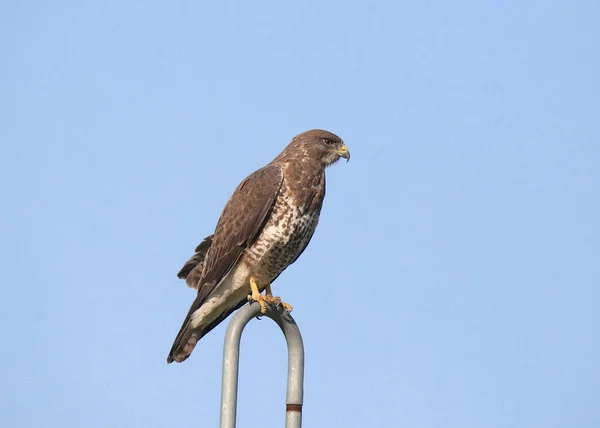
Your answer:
195,164 -> 284,304
167,164 -> 284,363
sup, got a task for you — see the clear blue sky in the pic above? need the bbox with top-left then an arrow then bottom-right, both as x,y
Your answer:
2,1 -> 599,427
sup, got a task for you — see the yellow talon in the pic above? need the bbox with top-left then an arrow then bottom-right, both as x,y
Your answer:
248,276 -> 267,314
248,276 -> 293,314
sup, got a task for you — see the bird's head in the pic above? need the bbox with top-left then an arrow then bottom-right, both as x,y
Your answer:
286,129 -> 350,167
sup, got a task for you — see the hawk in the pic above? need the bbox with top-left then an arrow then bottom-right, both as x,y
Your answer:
167,130 -> 350,363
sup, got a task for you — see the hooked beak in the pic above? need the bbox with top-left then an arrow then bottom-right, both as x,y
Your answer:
338,144 -> 350,162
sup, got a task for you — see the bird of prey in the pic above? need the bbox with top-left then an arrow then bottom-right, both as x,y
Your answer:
167,129 -> 350,363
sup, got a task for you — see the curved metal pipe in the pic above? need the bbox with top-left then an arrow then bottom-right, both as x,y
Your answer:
220,303 -> 305,428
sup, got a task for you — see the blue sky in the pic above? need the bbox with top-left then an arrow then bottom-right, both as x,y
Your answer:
2,1 -> 599,427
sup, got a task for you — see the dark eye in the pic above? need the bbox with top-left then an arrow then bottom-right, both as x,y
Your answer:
323,139 -> 334,146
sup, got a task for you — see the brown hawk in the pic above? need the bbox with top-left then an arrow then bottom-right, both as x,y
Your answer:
167,130 -> 350,363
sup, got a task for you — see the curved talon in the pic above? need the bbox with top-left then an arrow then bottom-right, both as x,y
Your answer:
248,276 -> 292,315
265,295 -> 280,305
264,295 -> 292,311
267,295 -> 293,313
247,294 -> 268,314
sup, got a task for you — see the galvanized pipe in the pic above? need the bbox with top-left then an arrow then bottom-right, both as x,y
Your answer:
219,303 -> 305,428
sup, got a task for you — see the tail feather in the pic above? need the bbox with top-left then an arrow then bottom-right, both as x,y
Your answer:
167,296 -> 247,363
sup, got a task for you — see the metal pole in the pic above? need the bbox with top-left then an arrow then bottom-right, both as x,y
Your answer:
220,303 -> 305,428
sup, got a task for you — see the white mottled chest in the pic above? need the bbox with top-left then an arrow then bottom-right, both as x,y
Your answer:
261,205 -> 310,245
246,188 -> 319,266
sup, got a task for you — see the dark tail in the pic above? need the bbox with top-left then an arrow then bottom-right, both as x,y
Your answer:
167,291 -> 206,363
167,295 -> 247,364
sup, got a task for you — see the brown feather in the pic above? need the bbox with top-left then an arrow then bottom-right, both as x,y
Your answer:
195,164 -> 283,304
177,234 -> 213,289
167,129 -> 348,363
167,165 -> 283,363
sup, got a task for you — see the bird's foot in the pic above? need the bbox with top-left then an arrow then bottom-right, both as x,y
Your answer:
248,277 -> 293,314
277,298 -> 293,314
282,302 -> 293,313
248,276 -> 269,314
248,292 -> 269,314
247,293 -> 293,314
265,295 -> 293,314
263,283 -> 292,313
